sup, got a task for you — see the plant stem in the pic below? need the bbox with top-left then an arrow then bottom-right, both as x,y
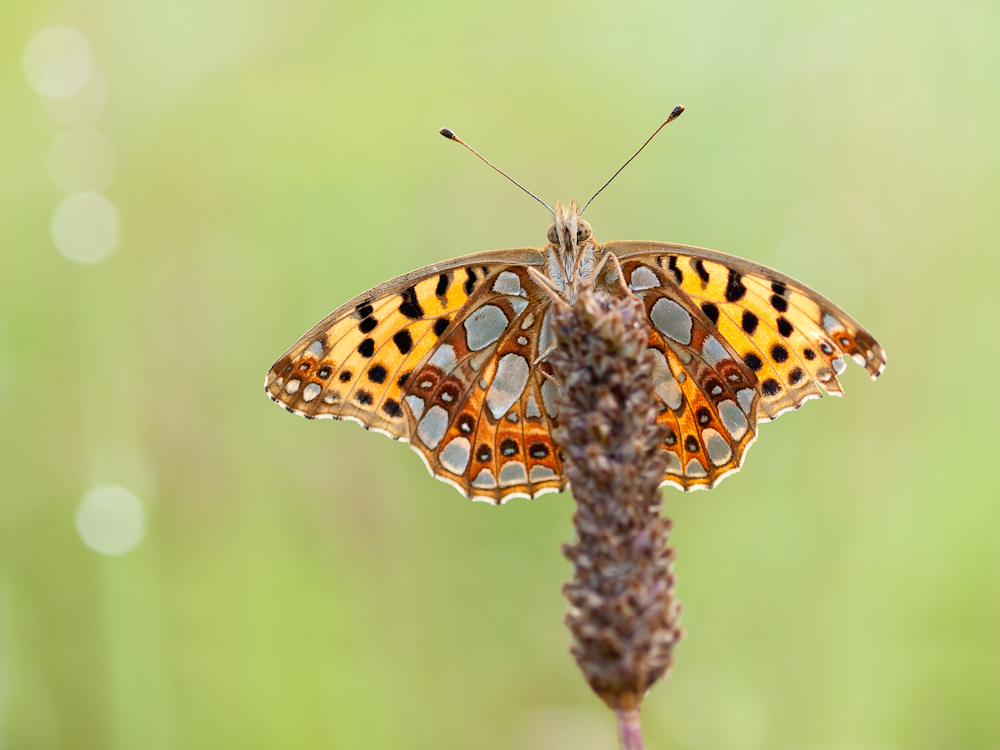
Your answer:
614,707 -> 646,750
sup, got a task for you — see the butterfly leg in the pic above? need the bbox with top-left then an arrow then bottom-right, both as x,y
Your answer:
533,341 -> 556,366
536,366 -> 561,388
589,251 -> 637,301
527,267 -> 567,305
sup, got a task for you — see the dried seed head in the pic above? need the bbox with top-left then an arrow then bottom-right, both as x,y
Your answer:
550,285 -> 684,710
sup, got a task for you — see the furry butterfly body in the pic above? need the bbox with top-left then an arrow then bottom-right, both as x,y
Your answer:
266,200 -> 885,504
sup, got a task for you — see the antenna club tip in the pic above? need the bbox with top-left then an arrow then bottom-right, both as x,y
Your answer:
439,127 -> 457,140
670,105 -> 685,119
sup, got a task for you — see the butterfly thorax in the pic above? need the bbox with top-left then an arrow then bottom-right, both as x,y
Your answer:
542,200 -> 601,299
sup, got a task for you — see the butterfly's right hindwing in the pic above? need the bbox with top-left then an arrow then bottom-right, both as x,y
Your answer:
599,259 -> 763,491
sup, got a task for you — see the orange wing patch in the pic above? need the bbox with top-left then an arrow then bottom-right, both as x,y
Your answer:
604,241 -> 886,423
267,264 -> 507,434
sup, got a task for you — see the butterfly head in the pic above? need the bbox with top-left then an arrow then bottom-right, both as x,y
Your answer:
546,199 -> 592,253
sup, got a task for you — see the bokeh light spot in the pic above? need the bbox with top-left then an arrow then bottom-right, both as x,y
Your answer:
47,128 -> 114,194
40,60 -> 107,126
22,26 -> 91,98
50,192 -> 120,264
75,485 -> 146,556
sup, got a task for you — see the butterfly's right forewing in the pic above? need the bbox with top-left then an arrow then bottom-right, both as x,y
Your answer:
605,242 -> 887,422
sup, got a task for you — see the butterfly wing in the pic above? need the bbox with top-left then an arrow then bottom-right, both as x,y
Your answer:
265,248 -> 566,503
593,257 -> 762,491
595,242 -> 885,491
603,240 -> 886,417
398,273 -> 566,504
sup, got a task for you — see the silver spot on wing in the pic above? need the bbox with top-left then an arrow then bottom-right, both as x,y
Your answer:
718,400 -> 748,441
651,298 -> 693,345
649,349 -> 682,410
439,437 -> 471,474
492,271 -> 521,295
486,354 -> 530,420
464,305 -> 509,351
417,405 -> 449,449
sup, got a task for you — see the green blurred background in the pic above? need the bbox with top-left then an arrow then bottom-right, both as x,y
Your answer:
2,0 -> 998,747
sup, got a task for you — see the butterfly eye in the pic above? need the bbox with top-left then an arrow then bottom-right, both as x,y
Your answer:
577,220 -> 592,242
546,223 -> 559,244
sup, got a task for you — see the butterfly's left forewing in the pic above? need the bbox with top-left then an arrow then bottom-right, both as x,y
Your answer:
265,248 -> 565,502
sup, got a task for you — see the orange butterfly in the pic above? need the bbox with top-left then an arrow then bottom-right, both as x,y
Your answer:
266,109 -> 886,504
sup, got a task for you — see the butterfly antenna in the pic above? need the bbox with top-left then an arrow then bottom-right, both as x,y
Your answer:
579,105 -> 685,216
440,127 -> 554,215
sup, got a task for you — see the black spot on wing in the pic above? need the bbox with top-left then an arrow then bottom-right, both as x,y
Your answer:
356,303 -> 374,318
770,343 -> 789,363
701,302 -> 720,325
359,316 -> 377,333
433,317 -> 450,336
464,268 -> 477,295
528,442 -> 550,459
368,364 -> 387,384
741,310 -> 758,335
358,339 -> 375,357
383,399 -> 402,418
776,317 -> 793,337
725,269 -> 747,302
770,294 -> 788,313
436,273 -> 449,297
744,352 -> 763,371
393,329 -> 413,354
693,259 -> 710,284
762,378 -> 780,396
399,287 -> 424,319
667,256 -> 683,285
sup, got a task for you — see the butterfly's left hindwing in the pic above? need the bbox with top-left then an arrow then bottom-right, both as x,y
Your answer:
398,272 -> 566,503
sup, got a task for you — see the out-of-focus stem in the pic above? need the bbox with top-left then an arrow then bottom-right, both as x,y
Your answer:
614,707 -> 645,750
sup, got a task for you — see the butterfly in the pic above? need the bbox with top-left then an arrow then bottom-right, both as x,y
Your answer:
266,196 -> 885,504
266,115 -> 886,504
